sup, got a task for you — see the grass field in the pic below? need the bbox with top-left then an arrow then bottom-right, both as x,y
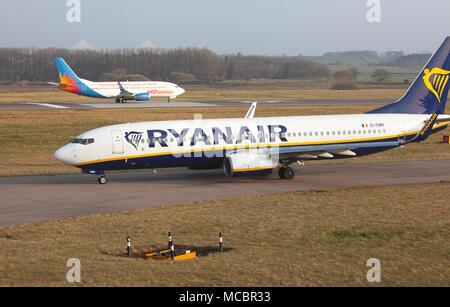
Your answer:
0,85 -> 408,103
1,105 -> 450,176
0,90 -> 448,287
0,182 -> 448,286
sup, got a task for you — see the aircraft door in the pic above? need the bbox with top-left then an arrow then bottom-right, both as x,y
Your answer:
111,130 -> 124,154
397,120 -> 406,144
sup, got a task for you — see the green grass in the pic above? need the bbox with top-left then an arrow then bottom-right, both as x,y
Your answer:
0,182 -> 448,286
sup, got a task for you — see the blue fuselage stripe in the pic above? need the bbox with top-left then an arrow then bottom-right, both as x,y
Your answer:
78,134 -> 409,171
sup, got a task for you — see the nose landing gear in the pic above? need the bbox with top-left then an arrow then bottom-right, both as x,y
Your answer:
97,175 -> 108,184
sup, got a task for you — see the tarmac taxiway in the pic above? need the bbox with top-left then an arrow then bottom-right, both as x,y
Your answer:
1,159 -> 449,226
0,99 -> 393,110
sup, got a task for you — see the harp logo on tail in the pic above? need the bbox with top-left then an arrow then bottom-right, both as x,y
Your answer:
423,67 -> 450,103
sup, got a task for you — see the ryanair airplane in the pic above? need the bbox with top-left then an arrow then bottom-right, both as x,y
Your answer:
49,58 -> 185,103
55,37 -> 450,184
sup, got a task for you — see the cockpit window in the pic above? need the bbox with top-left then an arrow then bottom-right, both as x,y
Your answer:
72,138 -> 94,145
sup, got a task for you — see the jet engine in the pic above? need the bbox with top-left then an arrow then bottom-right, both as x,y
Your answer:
136,93 -> 151,101
223,151 -> 276,177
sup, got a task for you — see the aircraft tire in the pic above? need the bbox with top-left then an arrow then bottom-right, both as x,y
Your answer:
115,98 -> 121,103
122,99 -> 127,103
279,166 -> 295,180
97,175 -> 107,184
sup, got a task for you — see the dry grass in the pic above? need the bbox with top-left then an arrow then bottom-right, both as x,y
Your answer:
0,88 -> 406,103
0,182 -> 448,286
0,105 -> 449,176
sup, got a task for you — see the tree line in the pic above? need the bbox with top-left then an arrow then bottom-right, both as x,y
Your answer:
0,47 -> 331,83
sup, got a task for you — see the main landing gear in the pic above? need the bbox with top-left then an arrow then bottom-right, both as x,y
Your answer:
115,98 -> 127,103
278,166 -> 295,180
97,174 -> 108,184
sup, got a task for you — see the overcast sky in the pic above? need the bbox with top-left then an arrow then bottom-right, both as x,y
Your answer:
0,0 -> 449,55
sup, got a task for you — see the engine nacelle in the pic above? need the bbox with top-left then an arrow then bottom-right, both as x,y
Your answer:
136,93 -> 151,101
223,151 -> 276,177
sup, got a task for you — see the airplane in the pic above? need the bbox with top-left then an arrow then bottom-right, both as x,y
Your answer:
55,37 -> 450,184
49,58 -> 185,103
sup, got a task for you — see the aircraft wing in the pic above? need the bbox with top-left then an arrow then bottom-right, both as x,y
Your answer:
245,102 -> 257,118
272,112 -> 448,160
117,81 -> 135,97
271,140 -> 398,160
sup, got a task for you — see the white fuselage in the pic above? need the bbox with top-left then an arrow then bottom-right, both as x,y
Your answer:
80,79 -> 185,99
54,113 -> 441,169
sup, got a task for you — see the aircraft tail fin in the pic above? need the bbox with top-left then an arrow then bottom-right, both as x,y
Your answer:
368,37 -> 450,115
55,58 -> 82,84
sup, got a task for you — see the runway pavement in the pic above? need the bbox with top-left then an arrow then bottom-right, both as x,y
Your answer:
1,159 -> 450,226
0,99 -> 393,110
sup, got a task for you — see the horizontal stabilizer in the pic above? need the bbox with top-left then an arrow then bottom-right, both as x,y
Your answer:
436,114 -> 450,122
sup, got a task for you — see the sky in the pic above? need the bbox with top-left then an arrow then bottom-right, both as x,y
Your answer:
0,0 -> 449,55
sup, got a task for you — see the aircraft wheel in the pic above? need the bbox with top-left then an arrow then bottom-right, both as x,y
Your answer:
279,166 -> 295,180
97,175 -> 108,184
121,99 -> 127,103
115,98 -> 121,103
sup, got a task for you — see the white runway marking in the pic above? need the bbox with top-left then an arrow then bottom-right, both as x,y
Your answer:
84,101 -> 218,108
239,100 -> 282,103
27,103 -> 68,109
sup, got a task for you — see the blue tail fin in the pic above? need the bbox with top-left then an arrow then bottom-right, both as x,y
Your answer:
55,57 -> 81,83
368,37 -> 450,115
54,58 -> 104,98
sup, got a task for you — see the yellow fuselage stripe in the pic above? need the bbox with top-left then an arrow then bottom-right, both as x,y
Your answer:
72,121 -> 449,167
234,167 -> 273,172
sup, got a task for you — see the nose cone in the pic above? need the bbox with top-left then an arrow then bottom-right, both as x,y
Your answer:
178,87 -> 185,95
54,144 -> 73,165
